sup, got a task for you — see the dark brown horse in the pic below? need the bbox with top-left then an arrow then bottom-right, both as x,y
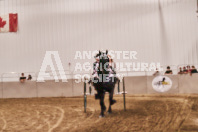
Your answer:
91,50 -> 118,117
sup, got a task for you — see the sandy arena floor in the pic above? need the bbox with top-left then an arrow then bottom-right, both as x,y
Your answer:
0,94 -> 198,132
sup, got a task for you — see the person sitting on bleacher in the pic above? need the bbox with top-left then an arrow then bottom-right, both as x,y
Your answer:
183,67 -> 188,74
19,73 -> 26,83
165,66 -> 173,75
153,68 -> 160,76
27,74 -> 32,80
187,65 -> 192,73
178,67 -> 183,74
190,66 -> 198,76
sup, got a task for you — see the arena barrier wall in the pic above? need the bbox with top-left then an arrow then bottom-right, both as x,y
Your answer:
63,79 -> 74,97
0,74 -> 198,98
37,79 -> 74,97
125,76 -> 147,94
178,74 -> 198,94
73,80 -> 84,96
37,80 -> 64,97
2,81 -> 37,98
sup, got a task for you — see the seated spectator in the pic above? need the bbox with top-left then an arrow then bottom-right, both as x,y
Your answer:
182,67 -> 188,74
187,65 -> 192,73
178,67 -> 183,74
165,66 -> 173,75
27,74 -> 32,80
19,73 -> 26,83
190,66 -> 198,76
153,68 -> 160,76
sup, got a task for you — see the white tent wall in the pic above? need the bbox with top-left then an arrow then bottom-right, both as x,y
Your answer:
0,0 -> 198,74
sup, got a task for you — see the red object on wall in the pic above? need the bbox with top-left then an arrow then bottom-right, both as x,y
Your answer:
9,13 -> 18,32
0,17 -> 6,28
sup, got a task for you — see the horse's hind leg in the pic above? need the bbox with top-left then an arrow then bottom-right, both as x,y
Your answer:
108,87 -> 116,113
99,92 -> 106,117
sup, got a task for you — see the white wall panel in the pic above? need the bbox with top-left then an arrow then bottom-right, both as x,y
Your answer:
0,0 -> 198,74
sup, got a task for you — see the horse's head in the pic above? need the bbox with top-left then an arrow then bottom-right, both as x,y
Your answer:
99,50 -> 109,67
96,50 -> 109,72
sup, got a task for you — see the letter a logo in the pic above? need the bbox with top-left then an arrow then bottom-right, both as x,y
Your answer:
37,51 -> 67,82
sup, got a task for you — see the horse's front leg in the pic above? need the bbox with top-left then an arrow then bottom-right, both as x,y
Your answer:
99,92 -> 106,117
108,104 -> 112,114
108,87 -> 115,113
108,91 -> 112,113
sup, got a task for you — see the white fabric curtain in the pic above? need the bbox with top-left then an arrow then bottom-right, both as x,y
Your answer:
0,0 -> 197,74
